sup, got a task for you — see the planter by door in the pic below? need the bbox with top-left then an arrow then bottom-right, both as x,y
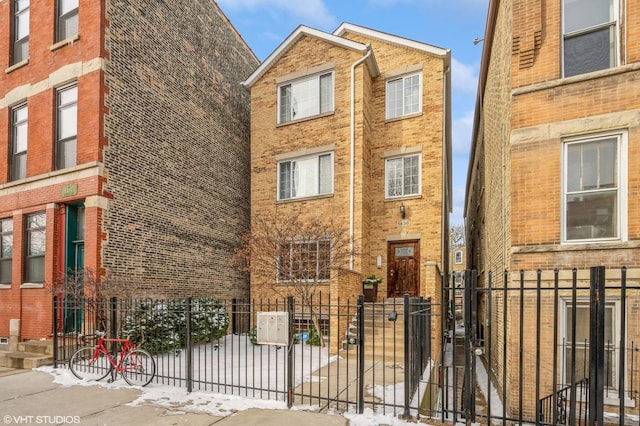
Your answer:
363,284 -> 377,302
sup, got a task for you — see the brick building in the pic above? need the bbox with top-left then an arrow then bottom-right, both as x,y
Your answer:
466,0 -> 640,420
0,0 -> 258,346
242,24 -> 452,354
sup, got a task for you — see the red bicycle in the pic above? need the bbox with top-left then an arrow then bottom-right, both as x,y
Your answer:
69,331 -> 156,387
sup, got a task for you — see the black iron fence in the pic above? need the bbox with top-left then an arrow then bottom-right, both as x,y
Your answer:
441,266 -> 640,425
53,293 -> 435,417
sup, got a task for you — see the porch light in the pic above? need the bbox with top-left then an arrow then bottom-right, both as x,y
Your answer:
399,202 -> 406,219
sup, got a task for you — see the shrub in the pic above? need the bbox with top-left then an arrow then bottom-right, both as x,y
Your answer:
122,297 -> 229,354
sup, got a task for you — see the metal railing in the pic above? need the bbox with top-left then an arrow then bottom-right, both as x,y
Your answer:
53,293 -> 436,417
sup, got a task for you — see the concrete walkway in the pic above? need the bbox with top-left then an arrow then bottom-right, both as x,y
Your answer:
0,367 -> 348,426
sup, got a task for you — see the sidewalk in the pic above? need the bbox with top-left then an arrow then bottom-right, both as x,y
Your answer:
0,367 -> 348,426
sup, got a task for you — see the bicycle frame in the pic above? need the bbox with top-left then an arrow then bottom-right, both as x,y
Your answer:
91,336 -> 139,372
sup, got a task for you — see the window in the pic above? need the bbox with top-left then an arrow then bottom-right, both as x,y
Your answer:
455,250 -> 463,264
277,240 -> 331,282
25,212 -> 45,283
278,72 -> 333,124
12,0 -> 29,64
0,219 -> 13,285
385,154 -> 421,198
563,0 -> 618,77
278,153 -> 333,200
11,104 -> 27,181
563,133 -> 624,242
561,299 -> 620,393
56,84 -> 78,169
57,0 -> 78,42
386,72 -> 421,120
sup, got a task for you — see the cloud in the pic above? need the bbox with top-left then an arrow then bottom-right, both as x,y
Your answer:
451,56 -> 479,97
216,0 -> 337,29
452,108 -> 474,157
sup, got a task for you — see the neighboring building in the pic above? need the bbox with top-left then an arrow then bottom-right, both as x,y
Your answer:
0,1 -> 258,345
450,244 -> 465,321
242,23 -> 451,354
466,0 -> 639,420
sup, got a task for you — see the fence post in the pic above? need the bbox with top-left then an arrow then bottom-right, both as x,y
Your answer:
357,294 -> 365,414
186,297 -> 193,393
287,296 -> 294,409
52,296 -> 58,367
403,294 -> 411,418
463,269 -> 476,424
589,266 -> 605,425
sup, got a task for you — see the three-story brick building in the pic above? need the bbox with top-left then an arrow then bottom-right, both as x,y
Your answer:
243,23 -> 452,353
0,0 -> 258,347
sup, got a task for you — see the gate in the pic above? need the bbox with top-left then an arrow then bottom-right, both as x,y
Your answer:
441,266 -> 640,424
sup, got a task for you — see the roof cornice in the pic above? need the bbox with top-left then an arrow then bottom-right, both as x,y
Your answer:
242,25 -> 379,88
333,22 -> 449,58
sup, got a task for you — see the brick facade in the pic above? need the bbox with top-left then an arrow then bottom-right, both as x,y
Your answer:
244,24 -> 451,356
467,0 -> 640,419
0,0 -> 258,343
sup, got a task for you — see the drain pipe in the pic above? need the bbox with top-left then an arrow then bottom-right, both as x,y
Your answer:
349,45 -> 372,270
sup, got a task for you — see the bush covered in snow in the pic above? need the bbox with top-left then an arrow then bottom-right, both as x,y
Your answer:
122,297 -> 229,354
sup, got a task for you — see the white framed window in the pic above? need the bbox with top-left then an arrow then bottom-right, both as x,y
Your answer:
0,219 -> 13,285
455,250 -> 463,264
386,72 -> 422,120
11,104 -> 27,181
277,240 -> 331,283
25,212 -> 45,283
560,298 -> 623,396
562,0 -> 618,77
278,72 -> 333,124
278,152 -> 333,201
56,0 -> 78,42
562,132 -> 626,243
385,154 -> 421,199
56,84 -> 78,170
12,0 -> 29,64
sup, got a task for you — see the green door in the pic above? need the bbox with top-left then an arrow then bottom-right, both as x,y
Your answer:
64,205 -> 85,333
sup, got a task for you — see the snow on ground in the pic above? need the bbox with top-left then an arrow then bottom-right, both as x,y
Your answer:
39,334 -> 435,425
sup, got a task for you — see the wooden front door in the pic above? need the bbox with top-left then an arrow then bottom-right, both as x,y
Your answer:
387,240 -> 420,298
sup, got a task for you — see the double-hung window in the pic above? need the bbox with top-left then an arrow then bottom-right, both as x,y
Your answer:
563,0 -> 618,77
11,104 -> 28,181
57,0 -> 79,42
56,84 -> 78,169
0,219 -> 13,285
563,132 -> 624,242
25,212 -> 45,283
278,153 -> 333,201
385,154 -> 421,198
386,72 -> 421,120
277,240 -> 331,282
278,72 -> 333,124
561,299 -> 621,396
12,0 -> 29,64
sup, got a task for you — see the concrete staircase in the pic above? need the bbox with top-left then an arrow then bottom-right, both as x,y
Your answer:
0,320 -> 54,369
0,340 -> 54,369
343,301 -> 407,360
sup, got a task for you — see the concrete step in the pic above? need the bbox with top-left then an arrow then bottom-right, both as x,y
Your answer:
0,351 -> 53,369
18,340 -> 55,356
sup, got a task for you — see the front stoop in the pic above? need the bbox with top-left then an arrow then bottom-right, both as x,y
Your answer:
0,340 -> 54,369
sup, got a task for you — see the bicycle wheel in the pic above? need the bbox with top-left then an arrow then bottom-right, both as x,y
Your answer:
121,349 -> 156,387
69,347 -> 112,381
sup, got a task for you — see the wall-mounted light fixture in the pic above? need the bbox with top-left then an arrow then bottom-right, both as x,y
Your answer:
473,37 -> 484,45
399,202 -> 406,219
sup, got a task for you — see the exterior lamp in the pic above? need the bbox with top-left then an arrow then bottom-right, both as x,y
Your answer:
399,202 -> 406,219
